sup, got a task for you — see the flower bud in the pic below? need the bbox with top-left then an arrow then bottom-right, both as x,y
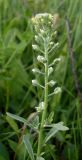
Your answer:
39,102 -> 44,109
40,18 -> 44,23
35,13 -> 51,19
37,55 -> 46,63
54,87 -> 61,94
48,14 -> 53,20
32,68 -> 39,73
50,41 -> 54,46
49,57 -> 61,67
35,101 -> 44,112
32,44 -> 39,51
55,42 -> 59,47
32,79 -> 38,86
53,57 -> 61,63
40,29 -> 45,35
48,80 -> 56,87
48,67 -> 53,76
35,35 -> 39,42
32,68 -> 44,75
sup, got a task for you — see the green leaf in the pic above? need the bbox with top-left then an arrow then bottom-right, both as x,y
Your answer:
47,111 -> 54,124
16,143 -> 27,160
31,115 -> 39,130
0,142 -> 10,160
8,139 -> 17,152
6,112 -> 36,130
6,115 -> 19,133
23,135 -> 35,160
15,41 -> 27,53
0,155 -> 5,160
6,112 -> 27,124
45,122 -> 69,143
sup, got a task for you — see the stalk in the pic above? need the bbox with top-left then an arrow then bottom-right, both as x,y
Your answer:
32,13 -> 68,160
37,49 -> 48,158
6,80 -> 9,112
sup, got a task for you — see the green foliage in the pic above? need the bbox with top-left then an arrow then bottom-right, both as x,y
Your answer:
23,135 -> 35,160
0,0 -> 82,160
0,142 -> 9,160
45,122 -> 68,143
6,115 -> 19,133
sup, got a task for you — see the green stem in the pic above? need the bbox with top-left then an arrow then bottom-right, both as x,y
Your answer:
6,80 -> 9,112
37,50 -> 48,158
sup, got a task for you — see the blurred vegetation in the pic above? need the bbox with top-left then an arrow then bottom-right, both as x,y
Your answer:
0,0 -> 82,159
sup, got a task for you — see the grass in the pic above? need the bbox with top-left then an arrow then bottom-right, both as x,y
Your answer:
0,0 -> 82,159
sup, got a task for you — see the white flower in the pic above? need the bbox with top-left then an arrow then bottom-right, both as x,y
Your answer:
53,57 -> 61,63
48,80 -> 56,87
49,14 -> 53,20
35,101 -> 44,112
32,79 -> 38,86
50,41 -> 54,46
32,68 -> 39,73
54,87 -> 61,94
35,35 -> 39,42
37,55 -> 46,63
48,87 -> 61,97
40,29 -> 45,34
39,102 -> 44,109
32,44 -> 39,51
35,13 -> 52,19
32,79 -> 44,88
32,68 -> 44,75
49,57 -> 61,67
48,67 -> 53,76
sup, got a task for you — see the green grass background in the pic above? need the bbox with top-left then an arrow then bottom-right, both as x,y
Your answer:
0,0 -> 82,159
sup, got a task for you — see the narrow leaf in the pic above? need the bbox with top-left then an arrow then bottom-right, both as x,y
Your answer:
45,122 -> 69,143
23,135 -> 35,160
6,112 -> 27,124
8,139 -> 17,152
6,112 -> 37,131
6,115 -> 19,133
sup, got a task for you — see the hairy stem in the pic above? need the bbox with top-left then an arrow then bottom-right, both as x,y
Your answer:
37,49 -> 48,158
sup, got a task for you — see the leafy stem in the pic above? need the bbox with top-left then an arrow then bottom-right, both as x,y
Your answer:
37,47 -> 48,158
31,13 -> 66,159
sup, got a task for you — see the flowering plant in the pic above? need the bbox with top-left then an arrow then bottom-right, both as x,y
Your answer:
32,13 -> 68,160
6,13 -> 68,160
